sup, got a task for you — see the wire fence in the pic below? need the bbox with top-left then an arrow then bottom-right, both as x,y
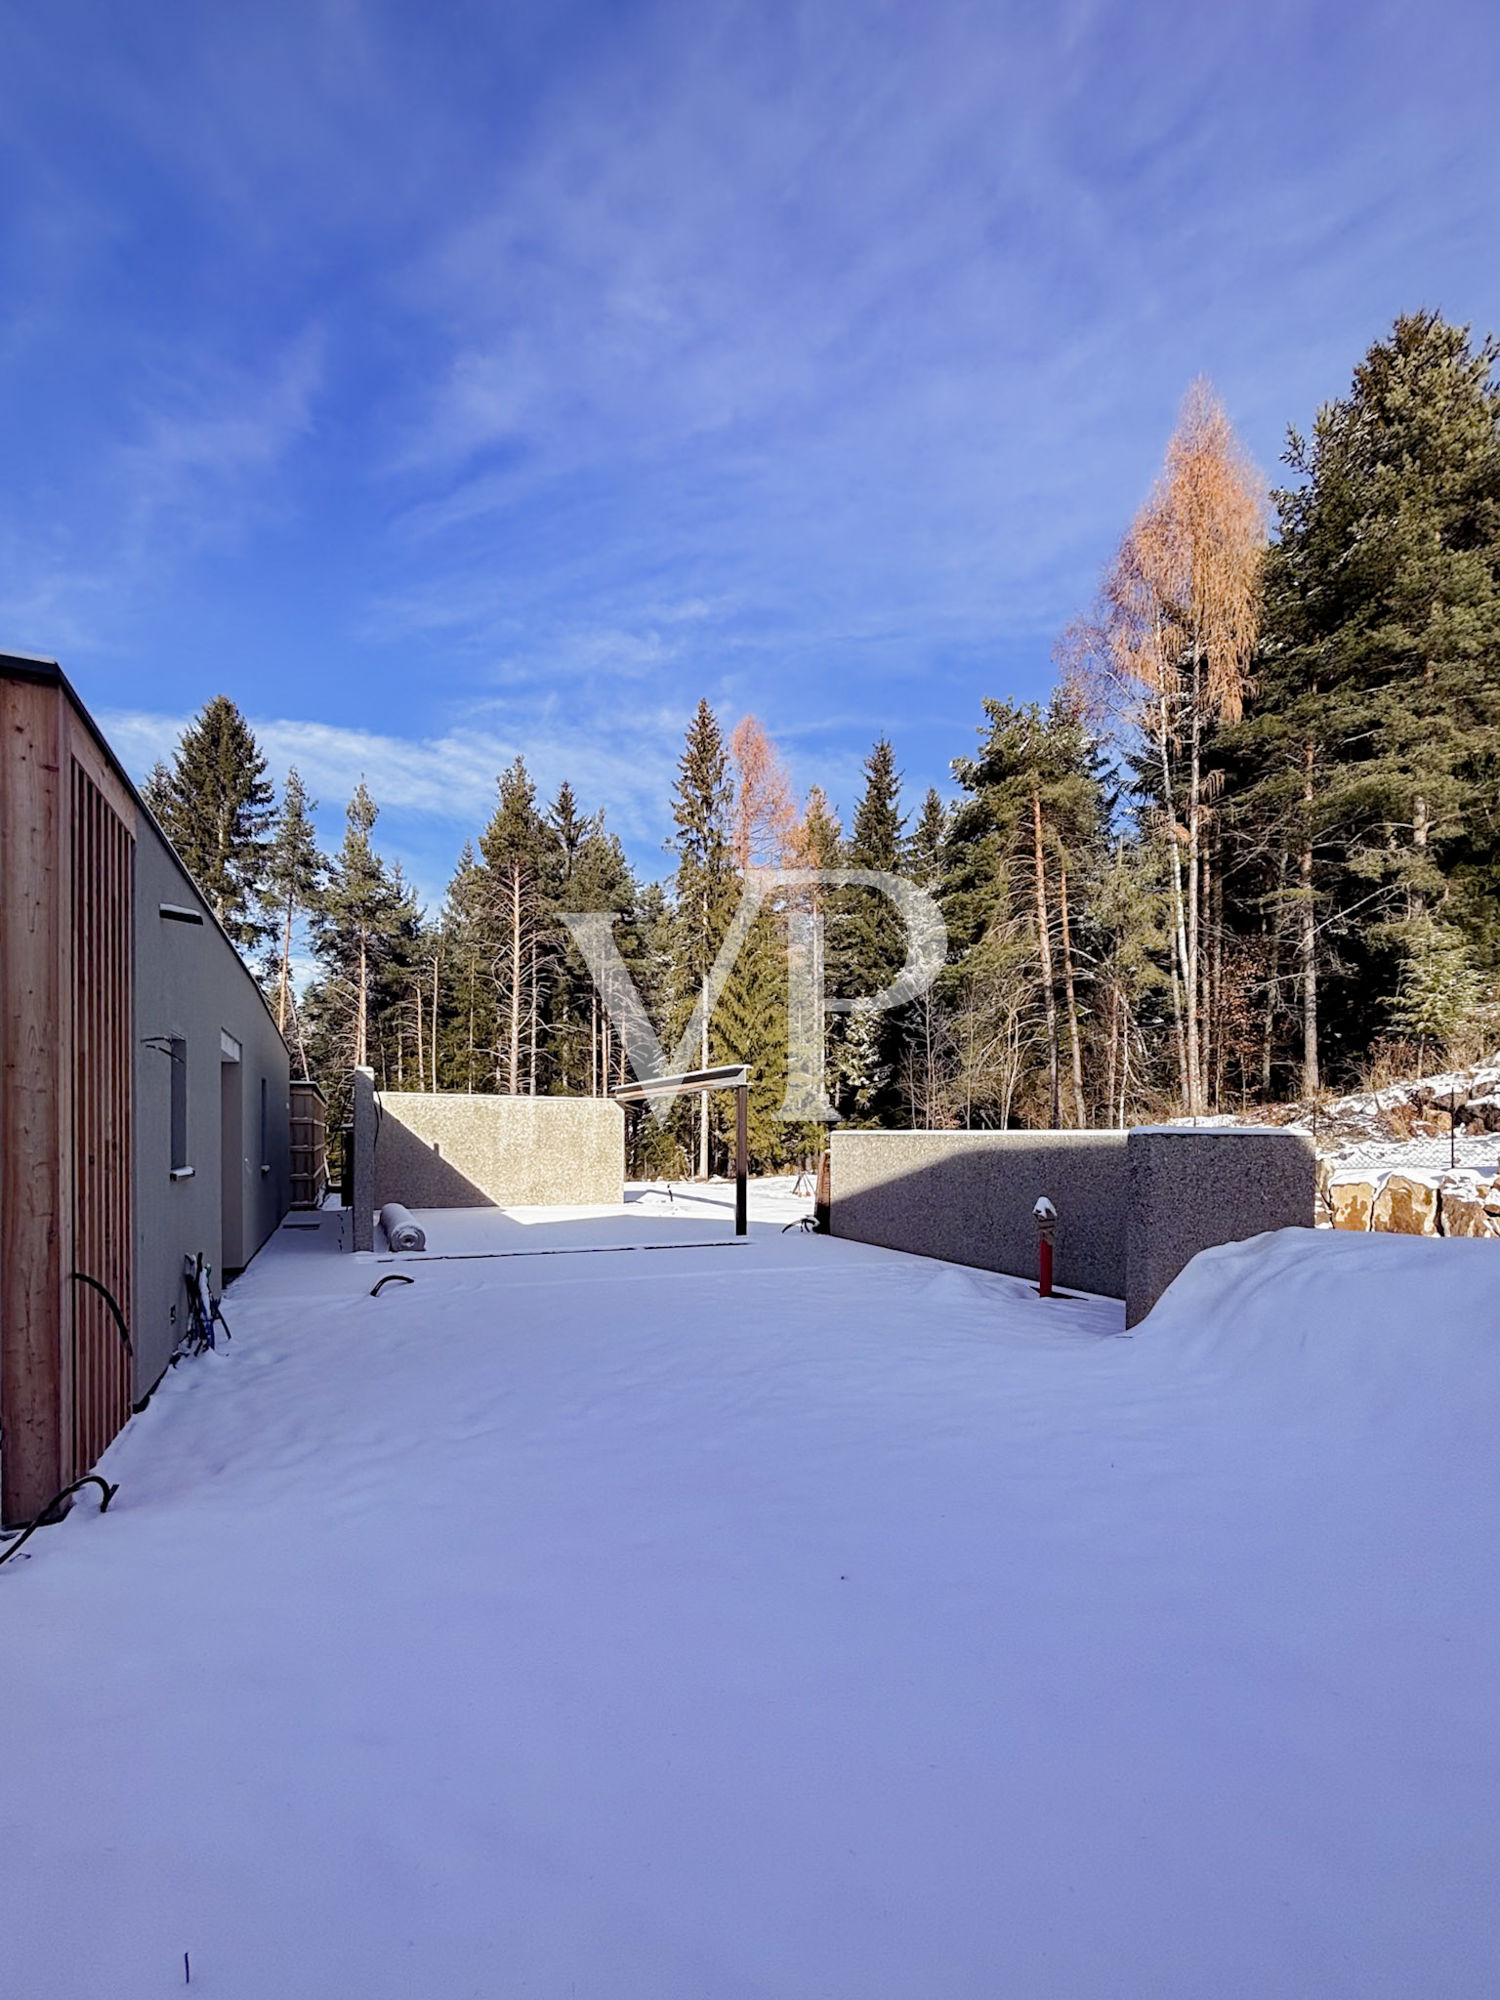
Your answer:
1327,1135 -> 1500,1174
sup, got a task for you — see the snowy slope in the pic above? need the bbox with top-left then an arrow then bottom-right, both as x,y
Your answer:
0,1201 -> 1496,1999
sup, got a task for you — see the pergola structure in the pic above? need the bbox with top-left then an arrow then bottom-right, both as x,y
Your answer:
614,1064 -> 750,1235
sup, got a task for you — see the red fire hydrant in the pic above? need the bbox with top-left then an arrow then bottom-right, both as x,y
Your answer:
1033,1196 -> 1057,1298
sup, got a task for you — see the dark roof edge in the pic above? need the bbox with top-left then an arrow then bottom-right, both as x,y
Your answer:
0,650 -> 289,1051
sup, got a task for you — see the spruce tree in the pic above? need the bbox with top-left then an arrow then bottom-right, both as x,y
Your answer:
437,842 -> 496,1092
1245,311 -> 1500,1085
263,768 -> 323,1041
307,784 -> 410,1077
669,700 -> 736,1172
908,789 -> 949,886
829,738 -> 909,1121
479,758 -> 548,1093
148,695 -> 274,948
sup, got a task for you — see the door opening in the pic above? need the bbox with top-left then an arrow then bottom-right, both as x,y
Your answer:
220,1055 -> 244,1276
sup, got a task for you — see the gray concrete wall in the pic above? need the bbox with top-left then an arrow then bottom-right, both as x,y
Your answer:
133,822 -> 291,1394
829,1124 -> 1318,1320
830,1130 -> 1131,1298
369,1091 -> 625,1212
1125,1126 -> 1317,1326
351,1067 -> 376,1250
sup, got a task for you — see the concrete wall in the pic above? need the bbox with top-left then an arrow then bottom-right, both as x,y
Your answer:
366,1091 -> 625,1213
133,823 -> 291,1393
830,1130 -> 1130,1298
1124,1126 -> 1317,1326
829,1125 -> 1317,1322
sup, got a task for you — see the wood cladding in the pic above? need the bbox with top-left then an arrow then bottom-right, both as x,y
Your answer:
69,757 -> 134,1477
1,673 -> 138,1524
0,677 -> 67,1522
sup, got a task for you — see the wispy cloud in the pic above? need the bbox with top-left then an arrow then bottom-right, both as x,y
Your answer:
6,0 -> 1500,855
97,699 -> 690,907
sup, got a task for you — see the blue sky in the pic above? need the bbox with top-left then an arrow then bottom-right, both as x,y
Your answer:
3,0 -> 1497,906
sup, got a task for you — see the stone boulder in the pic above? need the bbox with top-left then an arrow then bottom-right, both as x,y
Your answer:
1330,1178 -> 1375,1231
1372,1173 -> 1440,1235
1440,1175 -> 1493,1239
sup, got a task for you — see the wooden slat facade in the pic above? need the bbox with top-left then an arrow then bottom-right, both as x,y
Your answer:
69,756 -> 134,1477
1,671 -> 137,1524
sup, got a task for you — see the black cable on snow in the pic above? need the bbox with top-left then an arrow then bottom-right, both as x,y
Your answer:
0,1475 -> 119,1570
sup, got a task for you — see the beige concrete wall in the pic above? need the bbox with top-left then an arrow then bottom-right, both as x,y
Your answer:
372,1092 -> 624,1208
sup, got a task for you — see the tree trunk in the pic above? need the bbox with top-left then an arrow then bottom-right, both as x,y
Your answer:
1300,739 -> 1319,1098
356,930 -> 368,1068
431,952 -> 441,1092
1210,844 -> 1224,1108
1155,696 -> 1192,1110
1411,791 -> 1429,922
1057,860 -> 1086,1127
1031,790 -> 1060,1126
1199,829 -> 1213,1109
699,975 -> 710,1176
528,936 -> 538,1096
278,898 -> 293,1034
1104,981 -> 1119,1128
466,953 -> 476,1093
1185,661 -> 1203,1114
509,866 -> 522,1095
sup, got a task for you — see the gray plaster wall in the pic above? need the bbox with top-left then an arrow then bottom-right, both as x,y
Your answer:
133,822 -> 291,1395
369,1091 -> 625,1211
829,1124 -> 1318,1319
830,1130 -> 1131,1297
1125,1126 -> 1316,1326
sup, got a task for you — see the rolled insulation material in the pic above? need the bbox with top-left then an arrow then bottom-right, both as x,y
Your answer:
379,1202 -> 427,1253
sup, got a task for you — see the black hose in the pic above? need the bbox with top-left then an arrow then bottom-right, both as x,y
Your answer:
70,1272 -> 133,1355
0,1475 -> 119,1570
371,1273 -> 415,1296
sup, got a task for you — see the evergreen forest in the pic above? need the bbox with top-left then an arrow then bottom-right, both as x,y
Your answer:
143,313 -> 1500,1173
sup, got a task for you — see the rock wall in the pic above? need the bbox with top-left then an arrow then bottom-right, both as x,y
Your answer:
1329,1166 -> 1500,1239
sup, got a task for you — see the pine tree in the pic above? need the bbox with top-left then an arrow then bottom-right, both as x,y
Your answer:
437,842 -> 495,1092
147,695 -> 274,948
908,789 -> 949,885
1389,920 -> 1484,1066
308,784 -> 412,1077
263,768 -> 323,1044
669,701 -> 736,1173
849,737 -> 905,872
719,717 -> 798,1167
479,758 -> 548,1094
830,739 -> 908,1119
1243,311 -> 1500,1089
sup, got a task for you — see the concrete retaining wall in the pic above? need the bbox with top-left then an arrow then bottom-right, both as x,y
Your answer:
364,1090 -> 624,1212
829,1125 -> 1317,1323
829,1130 -> 1130,1299
1124,1126 -> 1317,1325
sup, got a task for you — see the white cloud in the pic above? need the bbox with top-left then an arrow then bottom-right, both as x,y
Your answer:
97,699 -> 690,907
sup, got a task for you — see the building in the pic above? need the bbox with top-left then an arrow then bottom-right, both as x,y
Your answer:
1,652 -> 291,1525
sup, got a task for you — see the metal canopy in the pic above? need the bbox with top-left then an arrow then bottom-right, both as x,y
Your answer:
613,1065 -> 752,1234
612,1064 -> 748,1103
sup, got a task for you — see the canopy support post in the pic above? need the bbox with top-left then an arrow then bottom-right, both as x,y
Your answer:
735,1082 -> 748,1236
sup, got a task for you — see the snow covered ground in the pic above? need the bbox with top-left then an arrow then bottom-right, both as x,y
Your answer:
1,1187 -> 1497,1998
